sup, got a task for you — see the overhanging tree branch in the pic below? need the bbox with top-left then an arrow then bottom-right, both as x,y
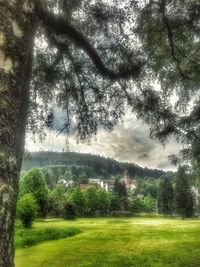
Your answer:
35,3 -> 143,81
159,0 -> 191,80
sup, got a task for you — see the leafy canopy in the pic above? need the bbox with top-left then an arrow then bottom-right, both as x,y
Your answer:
27,0 -> 200,160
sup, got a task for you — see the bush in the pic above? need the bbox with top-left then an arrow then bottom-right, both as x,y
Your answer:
63,202 -> 76,220
17,193 -> 38,228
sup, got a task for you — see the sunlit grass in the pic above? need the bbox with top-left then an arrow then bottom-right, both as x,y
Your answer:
15,217 -> 200,267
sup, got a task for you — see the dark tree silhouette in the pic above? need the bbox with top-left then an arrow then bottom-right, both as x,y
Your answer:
174,166 -> 195,218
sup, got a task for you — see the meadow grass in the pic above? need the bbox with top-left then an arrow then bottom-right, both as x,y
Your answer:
15,217 -> 200,267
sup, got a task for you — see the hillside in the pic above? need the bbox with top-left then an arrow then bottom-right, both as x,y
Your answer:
22,151 -> 165,179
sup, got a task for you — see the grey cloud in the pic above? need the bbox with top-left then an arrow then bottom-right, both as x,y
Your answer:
26,112 -> 181,171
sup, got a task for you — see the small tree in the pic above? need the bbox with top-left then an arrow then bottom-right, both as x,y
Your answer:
17,194 -> 38,228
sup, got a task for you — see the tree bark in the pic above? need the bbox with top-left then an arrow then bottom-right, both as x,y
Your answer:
0,1 -> 36,266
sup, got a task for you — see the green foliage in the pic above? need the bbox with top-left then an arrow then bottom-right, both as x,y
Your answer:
78,173 -> 89,185
157,177 -> 174,216
131,196 -> 145,213
144,195 -> 154,214
195,167 -> 200,190
20,167 -> 49,217
22,152 -> 164,180
41,167 -> 54,189
62,202 -> 76,220
48,184 -> 67,216
109,194 -> 121,212
68,187 -> 86,215
17,194 -> 38,228
174,166 -> 195,218
113,178 -> 130,211
96,188 -> 110,211
134,1 -> 200,155
50,184 -> 67,203
120,196 -> 131,212
135,178 -> 158,198
64,168 -> 73,180
83,187 -> 99,215
15,226 -> 80,249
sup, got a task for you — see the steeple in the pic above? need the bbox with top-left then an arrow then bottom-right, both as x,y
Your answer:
123,170 -> 130,186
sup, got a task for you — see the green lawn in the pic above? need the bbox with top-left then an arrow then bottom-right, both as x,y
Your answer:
15,217 -> 200,267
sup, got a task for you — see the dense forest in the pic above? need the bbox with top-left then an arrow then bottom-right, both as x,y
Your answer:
22,151 -> 165,179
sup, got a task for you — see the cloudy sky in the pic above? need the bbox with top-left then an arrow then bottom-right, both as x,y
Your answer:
26,111 -> 181,171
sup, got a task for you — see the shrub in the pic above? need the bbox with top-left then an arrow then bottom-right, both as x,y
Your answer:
17,193 -> 38,228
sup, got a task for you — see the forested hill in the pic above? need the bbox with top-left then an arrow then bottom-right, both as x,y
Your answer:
22,151 -> 165,179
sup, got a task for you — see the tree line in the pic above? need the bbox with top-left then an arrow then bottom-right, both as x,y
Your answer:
22,151 -> 165,179
17,167 -> 158,227
17,164 -> 199,228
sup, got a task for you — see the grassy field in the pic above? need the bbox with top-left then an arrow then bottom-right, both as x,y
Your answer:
15,217 -> 200,267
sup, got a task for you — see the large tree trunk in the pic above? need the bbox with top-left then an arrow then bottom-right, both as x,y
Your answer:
0,2 -> 36,266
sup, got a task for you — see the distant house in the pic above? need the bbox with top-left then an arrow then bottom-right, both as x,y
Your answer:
57,179 -> 73,188
100,180 -> 115,192
121,170 -> 137,191
89,178 -> 101,186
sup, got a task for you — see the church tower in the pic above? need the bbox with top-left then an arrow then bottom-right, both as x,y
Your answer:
123,170 -> 130,187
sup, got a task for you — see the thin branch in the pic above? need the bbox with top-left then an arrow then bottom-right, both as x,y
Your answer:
159,0 -> 191,80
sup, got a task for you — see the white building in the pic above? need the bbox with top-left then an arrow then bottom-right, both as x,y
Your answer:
57,179 -> 73,188
100,180 -> 115,192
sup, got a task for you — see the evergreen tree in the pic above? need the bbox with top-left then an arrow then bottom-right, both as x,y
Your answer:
109,194 -> 121,212
113,178 -> 127,197
113,178 -> 120,195
157,178 -> 174,216
174,166 -> 195,218
113,178 -> 129,211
